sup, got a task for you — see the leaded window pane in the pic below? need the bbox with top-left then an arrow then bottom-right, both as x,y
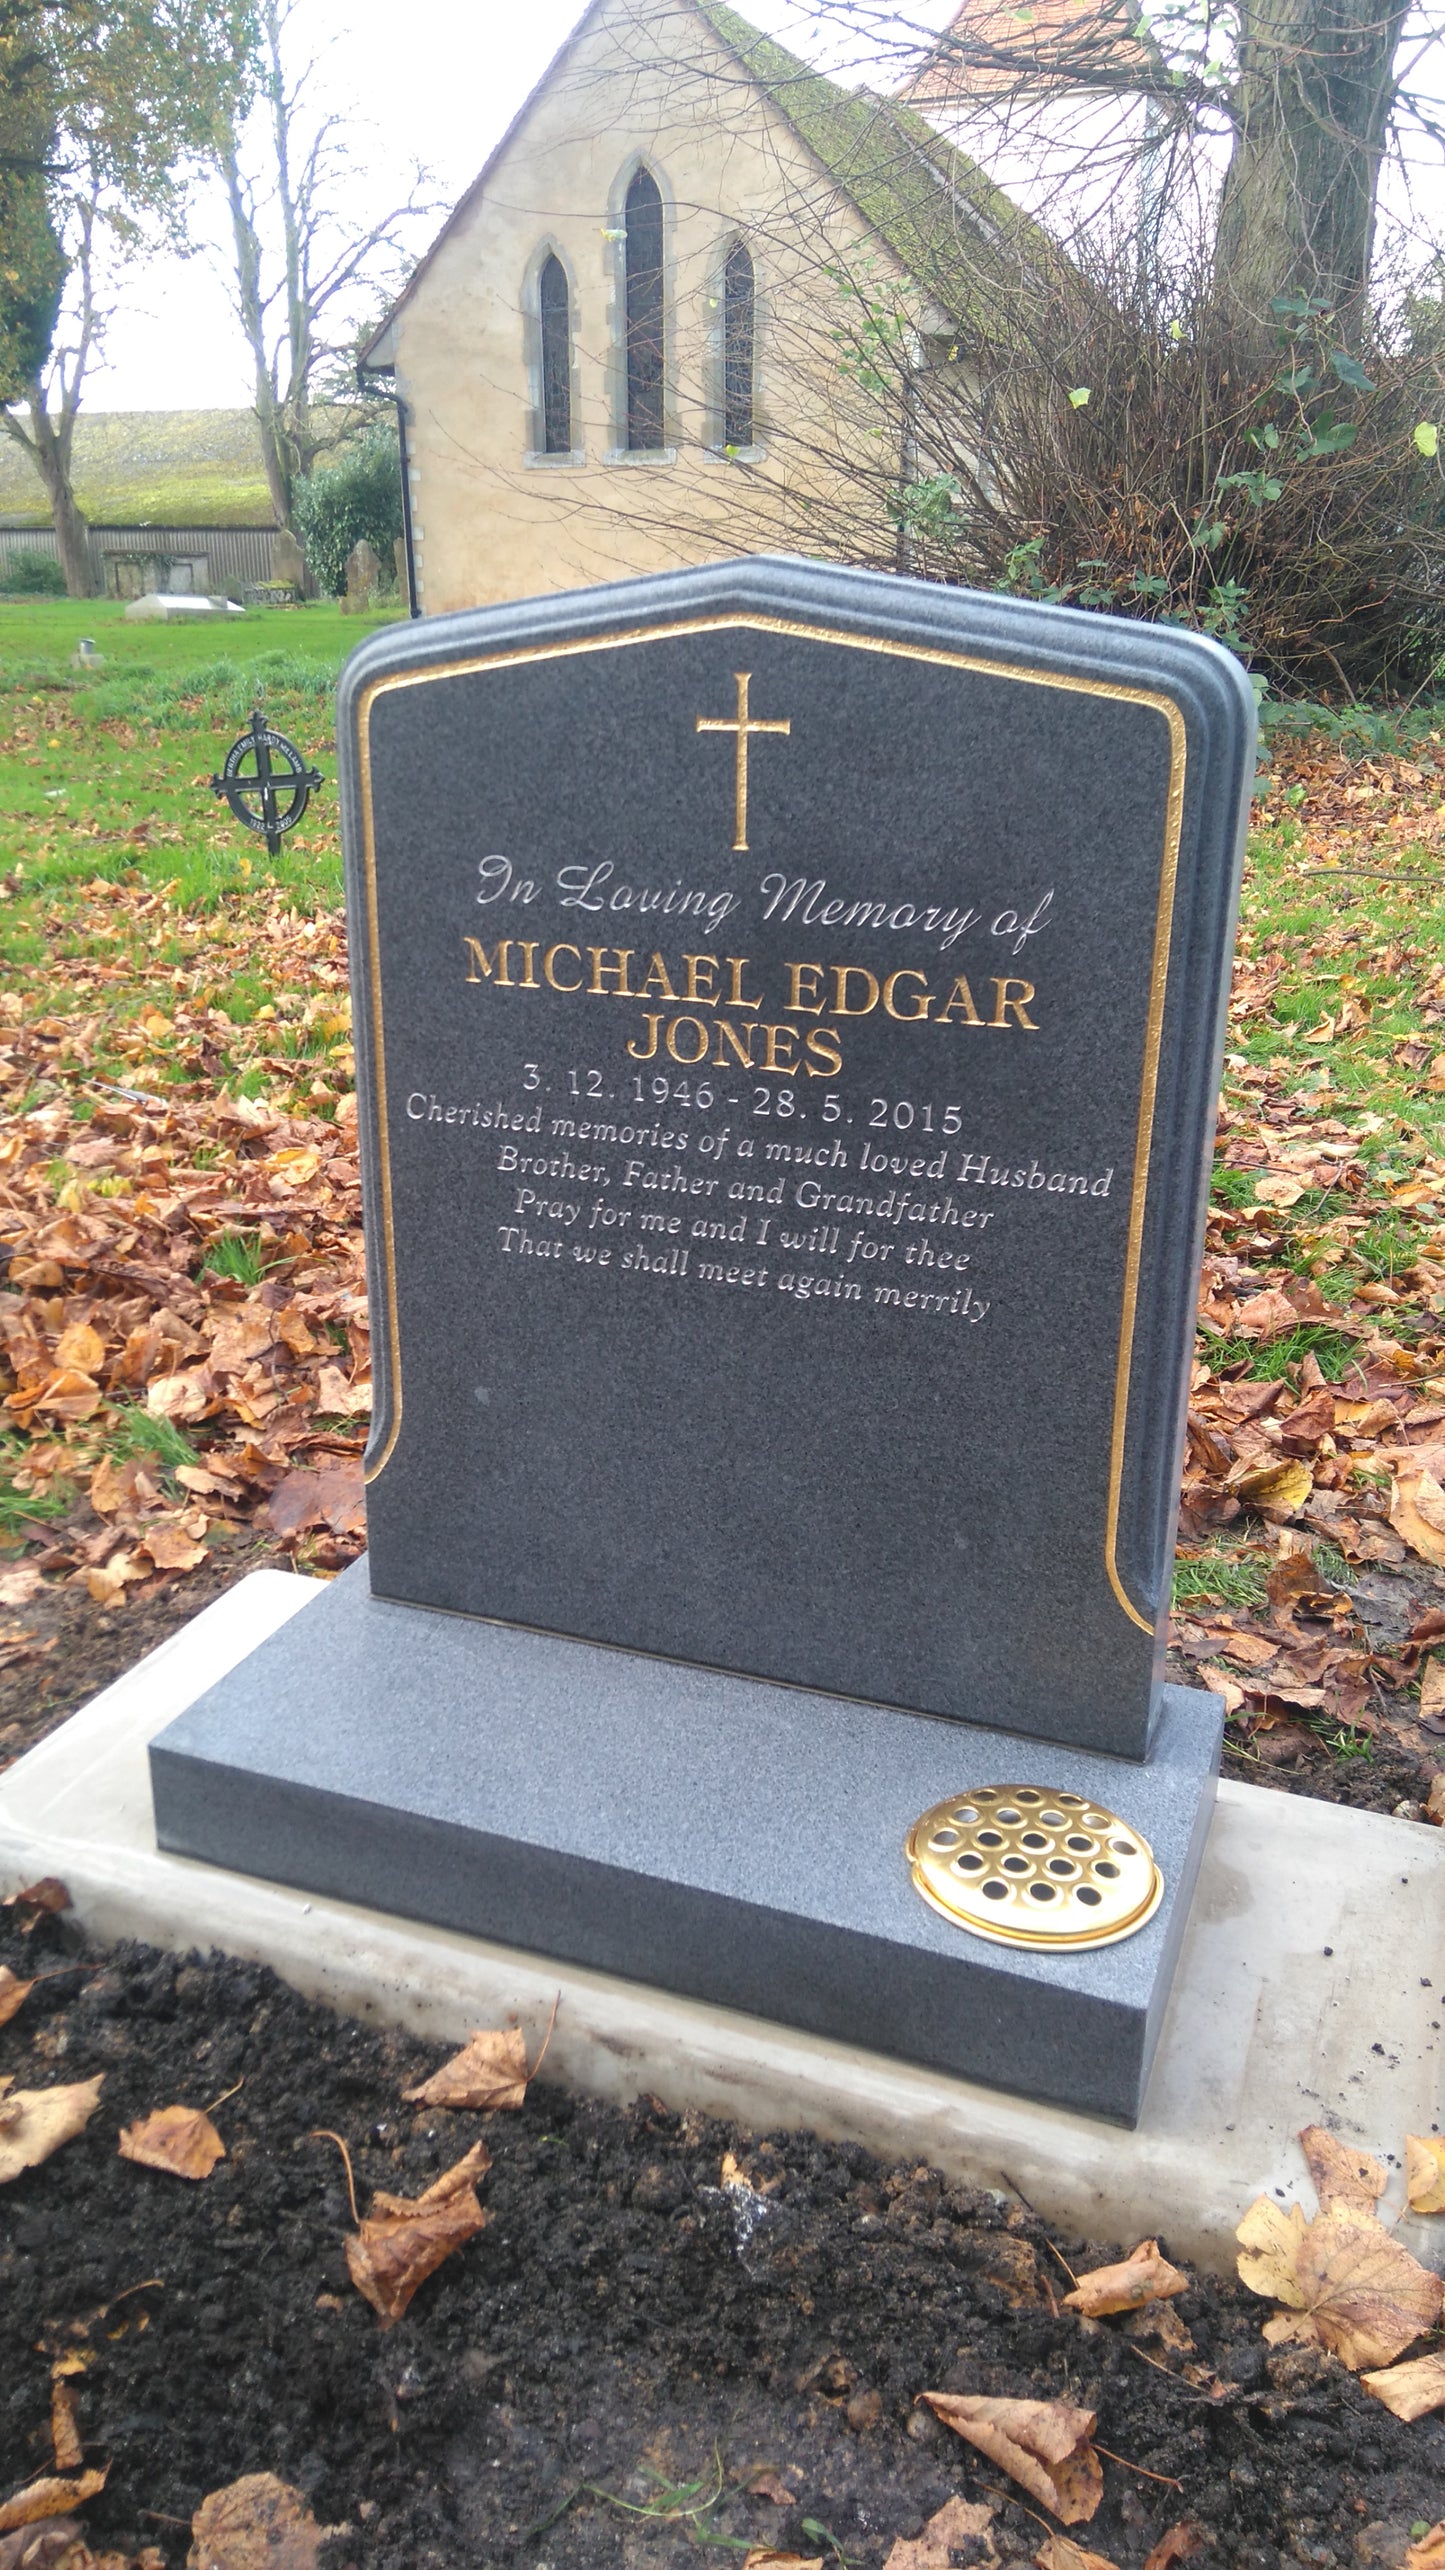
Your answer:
723,240 -> 754,448
539,253 -> 571,455
625,168 -> 665,451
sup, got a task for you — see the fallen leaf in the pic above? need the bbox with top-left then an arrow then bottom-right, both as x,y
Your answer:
49,2379 -> 81,2473
1359,2350 -> 1445,2420
921,2393 -> 1103,2524
263,1462 -> 365,1542
0,1565 -> 43,1607
137,1518 -> 210,1574
187,2473 -> 324,2569
1235,2195 -> 1442,2368
1231,1288 -> 1302,1338
346,2140 -> 491,2327
52,1322 -> 105,1374
1063,2239 -> 1189,2317
1420,1661 -> 1445,1724
885,2499 -> 998,2570
88,1454 -> 153,1520
1299,2125 -> 1387,2217
146,1368 -> 211,1424
266,1144 -> 322,1189
1426,1773 -> 1445,1825
1123,2300 -> 1195,2356
1230,1456 -> 1313,1515
2,1878 -> 70,1921
1036,2541 -> 1119,2570
741,2555 -> 823,2570
118,2105 -> 226,2181
1334,1397 -> 1402,1436
0,1968 -> 33,2028
403,2027 -> 530,2111
1390,1462 -> 1445,1569
1405,2528 -> 1445,2570
313,1362 -> 371,1417
1211,1628 -> 1280,1669
1406,2134 -> 1445,2213
84,1554 -> 144,1607
0,2518 -> 91,2570
0,2472 -> 107,2537
20,1367 -> 103,1424
1142,2529 -> 1203,2570
745,2470 -> 796,2506
0,2079 -> 104,2184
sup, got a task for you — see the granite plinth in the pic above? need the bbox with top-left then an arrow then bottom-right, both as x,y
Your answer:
150,1562 -> 1223,2124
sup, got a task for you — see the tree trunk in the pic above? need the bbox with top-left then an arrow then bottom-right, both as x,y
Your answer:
218,124 -> 295,530
1,392 -> 92,592
1215,0 -> 1410,323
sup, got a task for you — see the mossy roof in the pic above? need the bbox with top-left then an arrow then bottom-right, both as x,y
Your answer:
692,0 -> 1059,330
0,409 -> 279,529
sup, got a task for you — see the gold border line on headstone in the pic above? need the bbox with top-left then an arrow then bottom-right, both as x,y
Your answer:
354,615 -> 1186,1637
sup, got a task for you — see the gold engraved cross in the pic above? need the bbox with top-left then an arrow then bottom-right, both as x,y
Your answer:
695,672 -> 790,852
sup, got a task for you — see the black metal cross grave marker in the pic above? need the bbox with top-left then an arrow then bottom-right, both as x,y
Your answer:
210,710 -> 323,859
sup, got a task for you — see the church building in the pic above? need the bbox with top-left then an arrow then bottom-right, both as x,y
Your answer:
361,0 -> 1036,614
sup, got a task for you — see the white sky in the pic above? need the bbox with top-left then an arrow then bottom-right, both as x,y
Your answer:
85,0 -> 588,409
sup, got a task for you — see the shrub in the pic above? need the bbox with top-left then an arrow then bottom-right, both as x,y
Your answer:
872,244 -> 1445,696
292,421 -> 403,598
1,550 -> 67,595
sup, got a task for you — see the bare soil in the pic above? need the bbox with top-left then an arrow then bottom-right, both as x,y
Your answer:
2,1910 -> 1442,2569
0,1533 -> 296,1777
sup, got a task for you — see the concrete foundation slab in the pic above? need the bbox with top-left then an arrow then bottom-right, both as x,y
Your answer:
1,1571 -> 1441,2267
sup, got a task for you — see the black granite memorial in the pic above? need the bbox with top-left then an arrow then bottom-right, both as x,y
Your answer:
149,556 -> 1256,2121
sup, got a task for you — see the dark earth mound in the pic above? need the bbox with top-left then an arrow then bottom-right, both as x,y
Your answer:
2,1912 -> 1441,2568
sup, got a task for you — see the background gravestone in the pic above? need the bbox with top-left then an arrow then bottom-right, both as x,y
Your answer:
344,557 -> 1254,1758
269,527 -> 306,596
344,537 -> 381,612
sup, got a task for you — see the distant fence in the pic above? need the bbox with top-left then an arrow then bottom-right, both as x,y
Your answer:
0,523 -> 295,595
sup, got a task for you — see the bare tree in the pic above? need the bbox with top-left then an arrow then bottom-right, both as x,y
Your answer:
212,0 -> 435,531
779,0 -> 1441,324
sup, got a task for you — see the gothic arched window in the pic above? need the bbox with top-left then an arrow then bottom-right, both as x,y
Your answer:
624,167 -> 665,450
722,240 -> 755,448
538,252 -> 571,455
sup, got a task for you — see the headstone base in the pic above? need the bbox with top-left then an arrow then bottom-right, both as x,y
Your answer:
149,1562 -> 1222,2125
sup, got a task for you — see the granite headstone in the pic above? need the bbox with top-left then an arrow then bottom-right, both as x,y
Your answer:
344,555 -> 1253,1757
149,557 -> 1255,2121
